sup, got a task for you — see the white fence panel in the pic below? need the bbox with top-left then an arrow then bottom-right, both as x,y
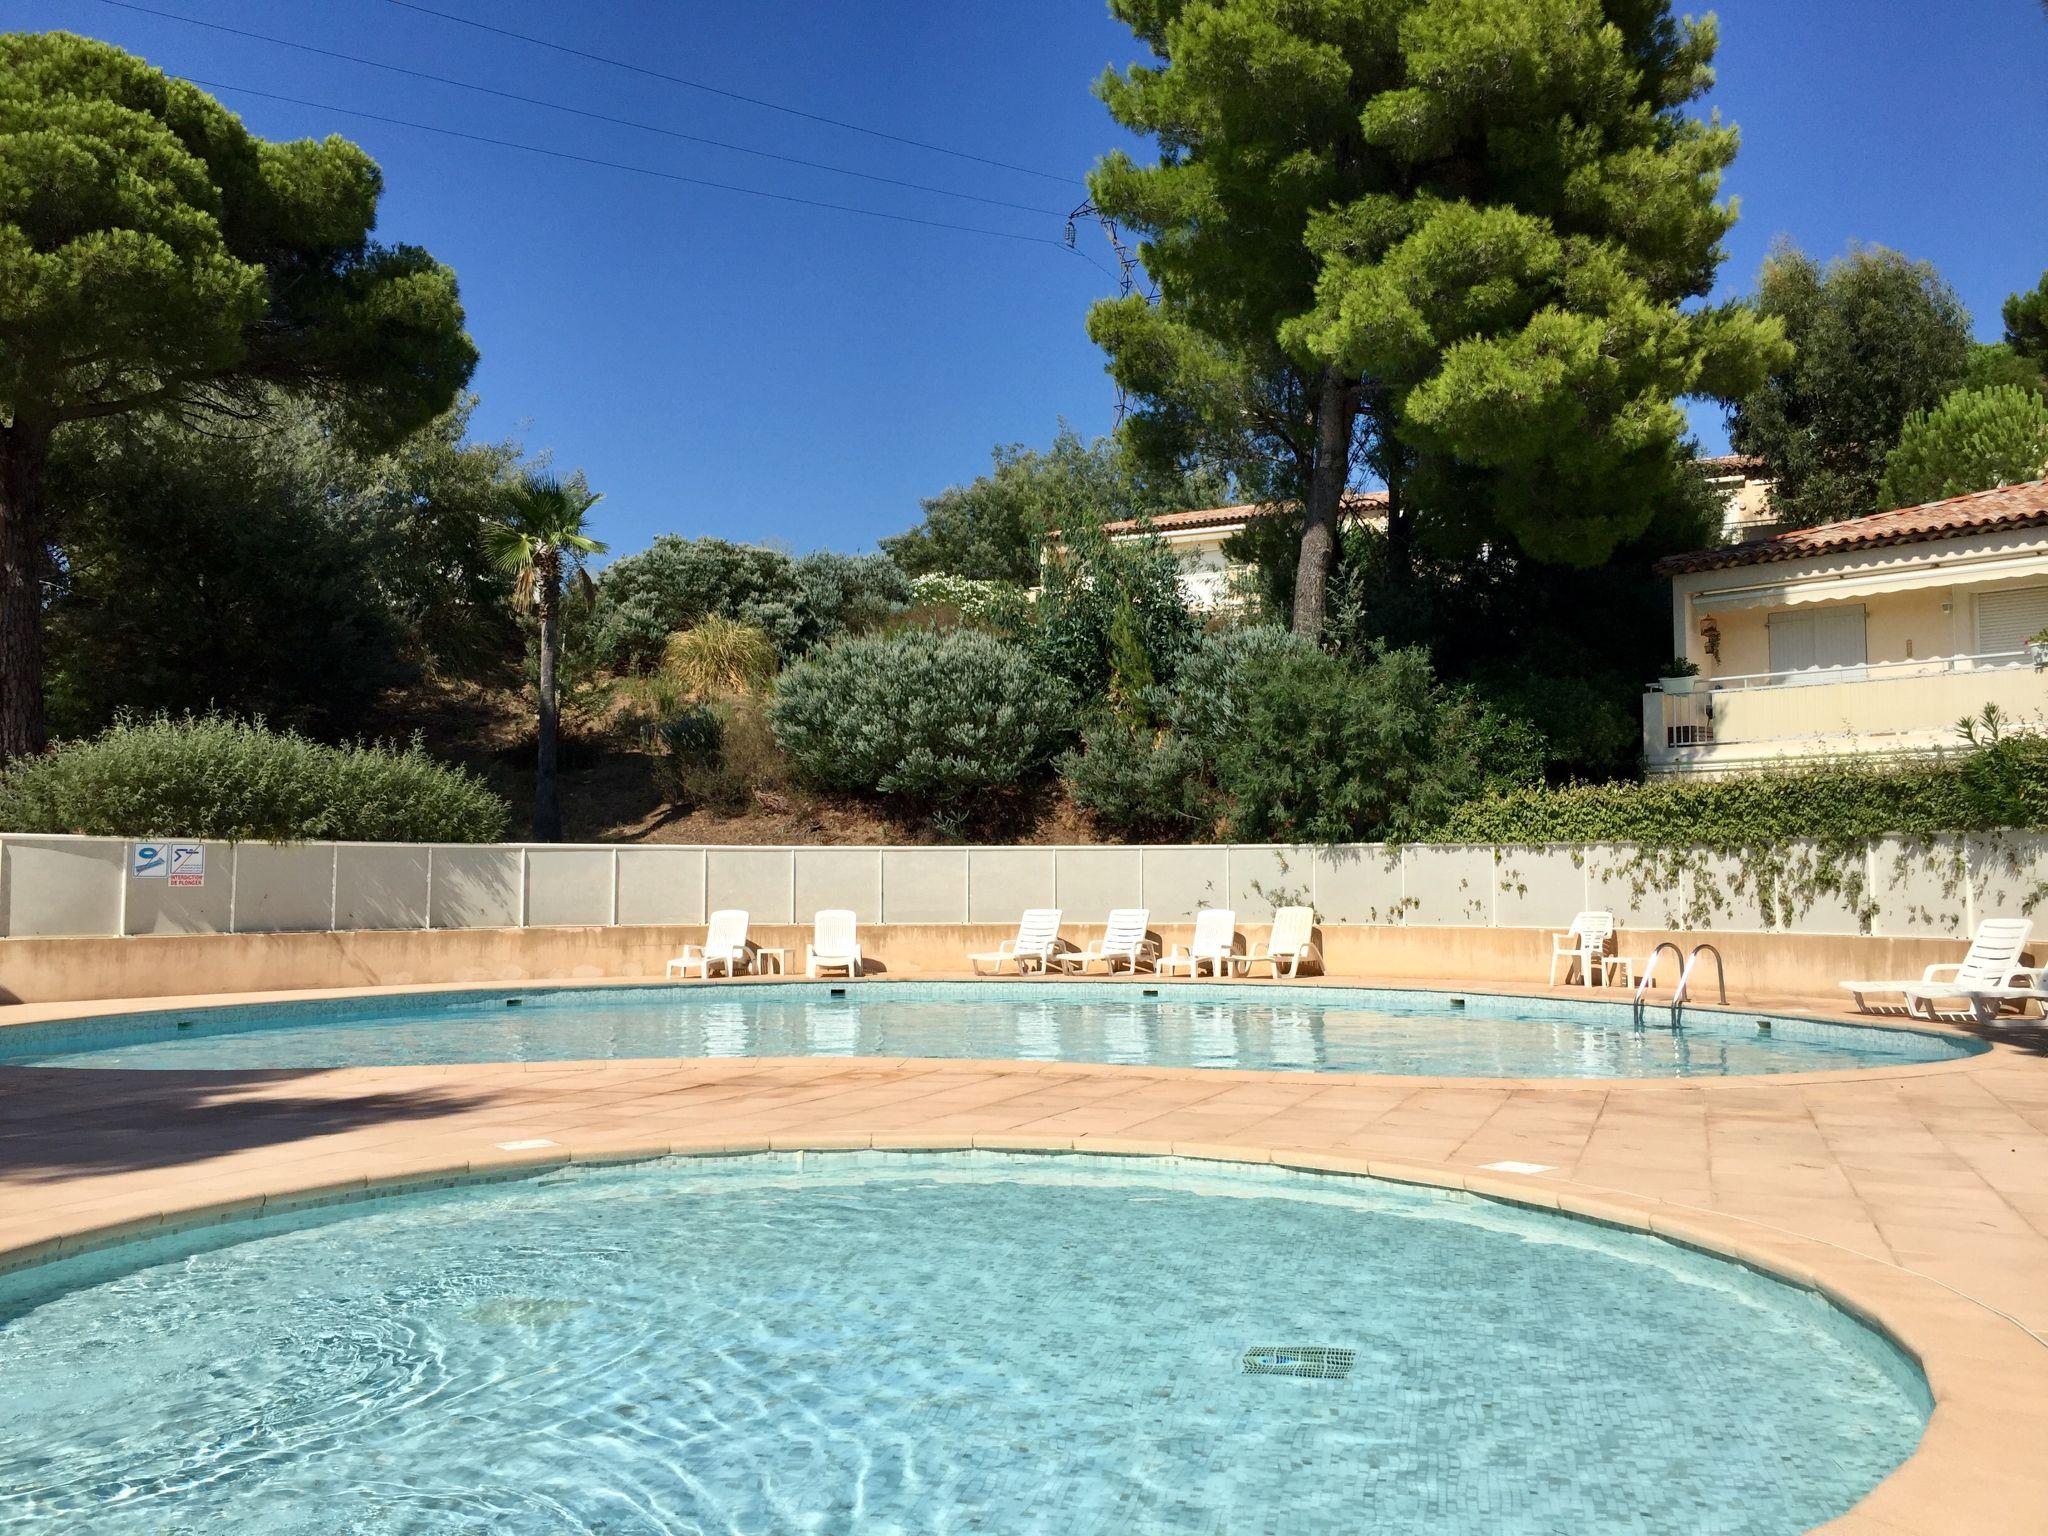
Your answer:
965,848 -> 1054,923
1,833 -> 2037,941
525,848 -> 614,928
880,849 -> 968,924
233,844 -> 336,933
616,848 -> 705,926
706,848 -> 796,923
428,846 -> 521,929
1138,847 -> 1229,921
336,844 -> 431,931
0,837 -> 124,938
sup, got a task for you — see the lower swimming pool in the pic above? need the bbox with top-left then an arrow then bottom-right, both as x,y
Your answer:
0,980 -> 1979,1077
0,1151 -> 1925,1534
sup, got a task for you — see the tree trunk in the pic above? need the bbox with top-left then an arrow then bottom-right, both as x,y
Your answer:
1291,366 -> 1354,639
0,424 -> 52,767
1381,473 -> 1413,581
532,578 -> 563,843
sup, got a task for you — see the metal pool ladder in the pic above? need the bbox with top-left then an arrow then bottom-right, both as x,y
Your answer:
1632,942 -> 1727,1027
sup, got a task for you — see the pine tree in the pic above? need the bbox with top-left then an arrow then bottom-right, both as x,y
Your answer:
1088,0 -> 1785,634
1879,387 -> 2048,510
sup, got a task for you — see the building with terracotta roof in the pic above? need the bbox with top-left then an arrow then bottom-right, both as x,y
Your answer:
1076,491 -> 1388,610
1644,479 -> 2048,776
1073,457 -> 1774,612
1696,453 -> 1775,541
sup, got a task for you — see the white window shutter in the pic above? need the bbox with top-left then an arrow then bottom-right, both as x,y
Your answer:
1974,587 -> 2048,656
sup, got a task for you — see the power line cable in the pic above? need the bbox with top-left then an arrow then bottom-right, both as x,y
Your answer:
184,76 -> 1099,257
84,0 -> 1068,217
374,0 -> 1078,186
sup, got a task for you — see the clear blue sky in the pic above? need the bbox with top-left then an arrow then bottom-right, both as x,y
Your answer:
18,0 -> 2048,561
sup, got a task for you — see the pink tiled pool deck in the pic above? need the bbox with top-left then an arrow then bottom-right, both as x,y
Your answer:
5,975 -> 2048,1534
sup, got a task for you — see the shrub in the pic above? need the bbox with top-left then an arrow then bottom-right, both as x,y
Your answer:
583,537 -> 910,670
645,695 -> 791,815
1158,626 -> 1319,746
0,715 -> 508,842
1027,519 -> 1199,700
770,630 -> 1074,806
780,552 -> 914,653
1062,632 -> 1541,842
1437,735 -> 2048,846
1213,645 -> 1497,843
660,617 -> 778,698
1060,723 -> 1214,840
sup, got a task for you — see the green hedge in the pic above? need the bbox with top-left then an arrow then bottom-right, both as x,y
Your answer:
1436,738 -> 2048,846
0,715 -> 508,842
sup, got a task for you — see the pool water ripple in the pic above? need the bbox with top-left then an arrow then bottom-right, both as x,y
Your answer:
0,981 -> 1980,1078
0,1152 -> 1926,1534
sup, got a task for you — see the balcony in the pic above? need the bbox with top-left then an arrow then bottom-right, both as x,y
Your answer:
1643,650 -> 2047,775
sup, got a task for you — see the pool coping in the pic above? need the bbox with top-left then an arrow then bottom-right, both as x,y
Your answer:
0,1131 -> 2040,1535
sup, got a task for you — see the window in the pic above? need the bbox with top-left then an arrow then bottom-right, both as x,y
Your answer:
1973,586 -> 2048,660
1767,605 -> 1866,683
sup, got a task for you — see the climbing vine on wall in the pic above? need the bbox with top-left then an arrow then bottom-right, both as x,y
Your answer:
1446,733 -> 2048,933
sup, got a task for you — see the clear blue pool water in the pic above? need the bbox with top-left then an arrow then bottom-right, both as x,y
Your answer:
0,1151 -> 1926,1535
0,981 -> 1979,1078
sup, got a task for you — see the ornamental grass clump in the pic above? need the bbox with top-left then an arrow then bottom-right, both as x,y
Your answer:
660,616 -> 779,699
769,630 -> 1073,808
0,714 -> 508,842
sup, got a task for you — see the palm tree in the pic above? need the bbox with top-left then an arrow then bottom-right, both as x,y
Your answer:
487,473 -> 606,841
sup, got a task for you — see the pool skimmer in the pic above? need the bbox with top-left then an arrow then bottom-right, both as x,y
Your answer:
1241,1345 -> 1356,1380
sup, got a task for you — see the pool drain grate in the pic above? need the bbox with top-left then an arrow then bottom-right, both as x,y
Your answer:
1241,1345 -> 1355,1380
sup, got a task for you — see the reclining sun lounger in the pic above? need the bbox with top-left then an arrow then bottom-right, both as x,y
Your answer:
1160,908 -> 1237,978
1055,908 -> 1156,975
668,909 -> 752,979
969,908 -> 1064,975
806,909 -> 863,977
1840,918 -> 2035,1024
1234,906 -> 1320,979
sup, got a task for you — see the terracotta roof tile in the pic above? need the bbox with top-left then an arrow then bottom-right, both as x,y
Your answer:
1654,479 -> 2048,576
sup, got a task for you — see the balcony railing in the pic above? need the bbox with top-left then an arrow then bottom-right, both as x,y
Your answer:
1685,649 -> 2031,694
1649,650 -> 2041,753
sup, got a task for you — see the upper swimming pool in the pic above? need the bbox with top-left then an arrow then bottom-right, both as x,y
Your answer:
0,980 -> 1980,1078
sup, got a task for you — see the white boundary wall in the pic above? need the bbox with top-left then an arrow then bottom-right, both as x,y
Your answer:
1,833 -> 2039,940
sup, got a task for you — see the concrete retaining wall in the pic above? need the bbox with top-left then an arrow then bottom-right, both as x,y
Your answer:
0,920 -> 1975,1008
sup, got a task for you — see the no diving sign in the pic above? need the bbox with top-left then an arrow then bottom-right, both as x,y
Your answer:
168,845 -> 205,887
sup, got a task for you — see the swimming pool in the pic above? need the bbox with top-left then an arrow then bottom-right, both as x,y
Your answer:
0,1151 -> 1924,1534
0,980 -> 1979,1078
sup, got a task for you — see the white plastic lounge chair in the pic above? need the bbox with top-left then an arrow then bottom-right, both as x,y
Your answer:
1235,906 -> 1320,979
1160,908 -> 1238,978
1057,908 -> 1156,975
1951,970 -> 2048,1024
668,909 -> 751,979
969,908 -> 1064,975
1841,918 -> 2036,1023
1547,911 -> 1616,986
805,909 -> 863,978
